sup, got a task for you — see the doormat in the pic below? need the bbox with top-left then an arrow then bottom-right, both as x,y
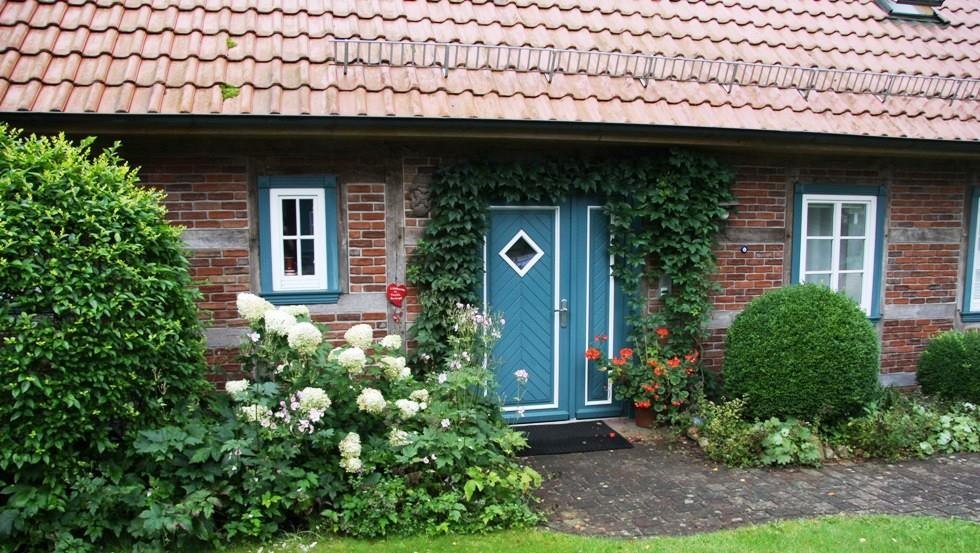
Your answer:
519,420 -> 633,456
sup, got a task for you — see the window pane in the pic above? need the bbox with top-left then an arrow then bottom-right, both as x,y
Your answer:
283,239 -> 298,276
805,239 -> 832,271
839,239 -> 866,270
300,239 -> 315,276
282,199 -> 297,236
840,273 -> 864,305
299,199 -> 314,236
805,273 -> 831,287
841,204 -> 867,237
806,204 -> 834,237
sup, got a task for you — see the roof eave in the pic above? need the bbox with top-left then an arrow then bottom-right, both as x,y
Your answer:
1,112 -> 979,159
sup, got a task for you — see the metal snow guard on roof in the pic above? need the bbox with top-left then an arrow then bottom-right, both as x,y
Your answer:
334,38 -> 980,103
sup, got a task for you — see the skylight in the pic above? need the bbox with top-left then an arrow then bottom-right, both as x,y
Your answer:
875,0 -> 945,21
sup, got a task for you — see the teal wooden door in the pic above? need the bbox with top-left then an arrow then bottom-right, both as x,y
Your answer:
486,200 -> 624,423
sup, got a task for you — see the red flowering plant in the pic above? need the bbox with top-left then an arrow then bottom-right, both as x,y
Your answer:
585,323 -> 701,424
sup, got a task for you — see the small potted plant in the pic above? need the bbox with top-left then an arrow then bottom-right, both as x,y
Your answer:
585,326 -> 701,427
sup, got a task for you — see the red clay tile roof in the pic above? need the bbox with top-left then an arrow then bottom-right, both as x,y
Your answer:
0,0 -> 979,141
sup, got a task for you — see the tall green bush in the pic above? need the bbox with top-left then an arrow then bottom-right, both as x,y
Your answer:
723,284 -> 880,422
918,329 -> 980,402
0,127 -> 207,543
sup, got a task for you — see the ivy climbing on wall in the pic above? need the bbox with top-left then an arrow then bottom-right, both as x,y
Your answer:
407,150 -> 735,369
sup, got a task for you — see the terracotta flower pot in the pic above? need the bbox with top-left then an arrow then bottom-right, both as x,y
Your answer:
634,406 -> 654,428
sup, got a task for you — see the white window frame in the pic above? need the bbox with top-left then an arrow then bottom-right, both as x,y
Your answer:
268,188 -> 328,292
798,194 -> 878,314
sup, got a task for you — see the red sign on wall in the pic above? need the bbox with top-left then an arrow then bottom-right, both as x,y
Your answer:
386,283 -> 408,307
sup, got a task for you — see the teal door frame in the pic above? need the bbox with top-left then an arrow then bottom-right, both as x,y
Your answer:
485,198 -> 624,424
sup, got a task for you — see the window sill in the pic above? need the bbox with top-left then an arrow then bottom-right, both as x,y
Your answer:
961,312 -> 980,323
262,290 -> 342,305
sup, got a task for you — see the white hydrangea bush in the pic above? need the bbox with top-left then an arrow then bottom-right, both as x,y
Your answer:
287,323 -> 323,355
356,388 -> 387,414
344,323 -> 374,348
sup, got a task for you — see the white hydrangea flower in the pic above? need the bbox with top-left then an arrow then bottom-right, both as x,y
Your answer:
441,418 -> 451,429
394,399 -> 421,420
380,334 -> 402,350
225,379 -> 249,398
344,323 -> 374,348
239,403 -> 271,423
297,387 -> 331,412
338,431 -> 362,458
437,372 -> 448,384
340,456 -> 363,474
356,388 -> 386,414
388,428 -> 411,447
281,304 -> 310,318
399,366 -> 412,380
409,389 -> 429,403
287,322 -> 322,355
380,355 -> 406,380
328,347 -> 344,361
338,347 -> 367,375
237,292 -> 273,322
264,309 -> 297,337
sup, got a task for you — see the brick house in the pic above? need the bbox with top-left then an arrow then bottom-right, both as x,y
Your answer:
1,0 -> 979,422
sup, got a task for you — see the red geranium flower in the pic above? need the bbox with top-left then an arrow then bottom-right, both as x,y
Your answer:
585,347 -> 602,361
619,347 -> 633,359
667,356 -> 681,368
611,357 -> 626,367
634,400 -> 651,409
684,351 -> 699,363
656,327 -> 669,340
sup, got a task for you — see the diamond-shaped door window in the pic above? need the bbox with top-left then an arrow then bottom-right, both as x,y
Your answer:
499,229 -> 544,277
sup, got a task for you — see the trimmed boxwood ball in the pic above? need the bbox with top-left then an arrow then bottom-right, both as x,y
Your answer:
918,330 -> 980,403
0,127 -> 208,488
723,284 -> 880,422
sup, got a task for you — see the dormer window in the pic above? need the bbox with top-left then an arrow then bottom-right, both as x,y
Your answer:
875,0 -> 946,21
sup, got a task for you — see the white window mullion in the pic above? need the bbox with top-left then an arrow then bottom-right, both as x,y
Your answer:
830,202 -> 842,292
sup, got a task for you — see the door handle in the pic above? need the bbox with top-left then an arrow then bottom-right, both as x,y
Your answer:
557,298 -> 569,328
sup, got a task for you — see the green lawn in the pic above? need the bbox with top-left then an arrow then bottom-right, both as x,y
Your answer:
224,515 -> 979,553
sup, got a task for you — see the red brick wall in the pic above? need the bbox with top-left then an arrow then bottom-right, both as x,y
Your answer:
726,165 -> 786,229
880,319 -> 954,374
136,148 -> 977,385
890,175 -> 965,229
346,182 -> 387,293
189,248 -> 251,325
141,157 -> 249,230
885,243 -> 959,305
712,244 -> 785,311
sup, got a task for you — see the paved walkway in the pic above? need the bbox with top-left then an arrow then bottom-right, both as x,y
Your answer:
525,419 -> 980,537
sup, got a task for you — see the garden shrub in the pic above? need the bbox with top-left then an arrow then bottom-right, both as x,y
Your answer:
833,391 -> 931,460
723,284 -> 880,422
832,392 -> 980,459
918,329 -> 980,403
2,297 -> 541,550
0,128 -> 207,548
698,398 -> 759,467
697,398 -> 822,467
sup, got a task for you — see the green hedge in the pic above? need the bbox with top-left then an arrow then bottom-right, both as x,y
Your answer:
0,127 -> 208,525
723,284 -> 880,421
918,330 -> 980,403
